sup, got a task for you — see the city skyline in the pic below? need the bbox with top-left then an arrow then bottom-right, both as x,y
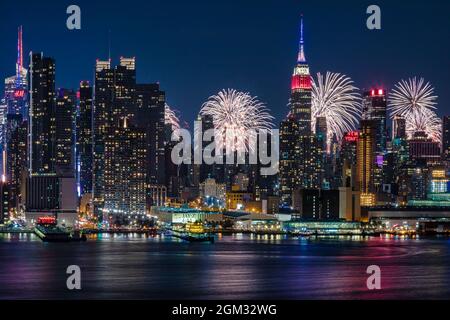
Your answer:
1,0 -> 449,127
2,1 -> 450,303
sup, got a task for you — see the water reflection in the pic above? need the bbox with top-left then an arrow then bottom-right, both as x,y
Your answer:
0,233 -> 449,299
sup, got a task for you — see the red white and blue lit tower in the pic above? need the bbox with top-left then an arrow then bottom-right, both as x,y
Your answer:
280,17 -> 321,206
290,16 -> 312,134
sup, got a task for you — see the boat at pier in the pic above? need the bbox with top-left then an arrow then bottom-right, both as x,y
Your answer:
171,222 -> 215,243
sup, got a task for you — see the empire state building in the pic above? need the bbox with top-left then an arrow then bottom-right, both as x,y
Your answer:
289,17 -> 312,134
279,16 -> 321,206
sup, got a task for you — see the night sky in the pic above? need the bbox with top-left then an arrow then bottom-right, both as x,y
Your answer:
0,0 -> 449,126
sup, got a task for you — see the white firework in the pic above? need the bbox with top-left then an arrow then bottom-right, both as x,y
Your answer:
165,103 -> 181,131
311,72 -> 362,149
389,77 -> 437,117
199,89 -> 274,152
405,108 -> 442,142
389,77 -> 440,142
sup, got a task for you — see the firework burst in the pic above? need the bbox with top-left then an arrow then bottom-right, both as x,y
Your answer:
311,72 -> 362,149
405,108 -> 442,142
389,77 -> 437,117
199,89 -> 274,152
389,77 -> 440,142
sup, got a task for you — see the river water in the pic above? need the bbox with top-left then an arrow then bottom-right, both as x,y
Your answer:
0,233 -> 449,299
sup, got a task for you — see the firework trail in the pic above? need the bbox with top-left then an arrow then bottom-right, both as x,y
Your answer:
311,72 -> 362,149
165,103 -> 181,131
165,103 -> 183,140
199,89 -> 274,152
389,77 -> 440,142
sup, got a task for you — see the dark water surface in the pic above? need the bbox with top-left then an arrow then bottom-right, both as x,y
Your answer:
1,233 -> 450,300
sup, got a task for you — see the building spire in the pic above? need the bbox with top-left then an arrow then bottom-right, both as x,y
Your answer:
297,15 -> 306,63
16,25 -> 23,82
108,29 -> 111,62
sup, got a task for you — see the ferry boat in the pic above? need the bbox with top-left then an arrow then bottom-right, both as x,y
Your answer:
185,222 -> 206,234
172,222 -> 215,243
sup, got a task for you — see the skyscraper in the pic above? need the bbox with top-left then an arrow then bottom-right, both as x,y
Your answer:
28,53 -> 56,174
408,131 -> 441,164
93,59 -> 114,218
393,115 -> 406,140
357,120 -> 376,206
26,54 -> 77,226
340,131 -> 359,189
290,17 -> 312,134
5,115 -> 27,212
279,17 -> 320,206
315,116 -> 327,151
134,83 -> 166,185
104,119 -> 147,217
4,26 -> 28,117
299,135 -> 322,189
77,81 -> 93,196
363,89 -> 387,192
364,89 -> 387,151
112,57 -> 136,122
391,115 -> 409,192
0,104 -> 6,154
2,26 -> 28,177
198,114 -> 216,183
0,181 -> 9,224
55,89 -> 76,176
93,57 -> 151,221
280,115 -> 299,205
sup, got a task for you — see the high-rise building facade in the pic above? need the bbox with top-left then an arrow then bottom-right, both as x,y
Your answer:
135,83 -> 166,185
279,17 -> 320,206
0,181 -> 9,224
393,115 -> 406,140
93,57 -> 152,220
340,131 -> 359,189
315,116 -> 327,151
198,114 -> 216,183
28,53 -> 56,174
112,57 -> 136,122
409,131 -> 441,164
93,60 -> 114,217
280,115 -> 299,205
2,27 -> 28,178
55,89 -> 76,176
77,81 -> 93,196
357,120 -> 376,206
6,115 -> 27,211
363,89 -> 387,192
26,55 -> 77,226
103,119 -> 147,217
0,105 -> 8,176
